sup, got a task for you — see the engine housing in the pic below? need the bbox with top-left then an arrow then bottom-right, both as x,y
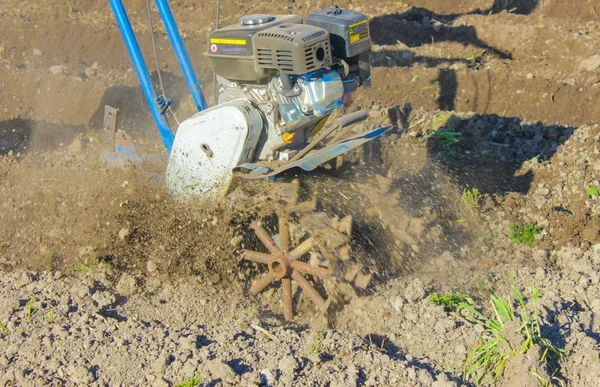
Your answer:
205,9 -> 372,162
253,23 -> 332,74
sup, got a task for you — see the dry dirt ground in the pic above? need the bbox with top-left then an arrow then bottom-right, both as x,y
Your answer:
1,0 -> 600,386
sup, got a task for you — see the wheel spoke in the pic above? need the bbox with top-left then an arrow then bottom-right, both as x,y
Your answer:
250,272 -> 276,295
243,250 -> 273,265
291,261 -> 331,279
292,270 -> 327,311
250,221 -> 281,254
287,237 -> 317,261
278,213 -> 289,253
282,278 -> 293,321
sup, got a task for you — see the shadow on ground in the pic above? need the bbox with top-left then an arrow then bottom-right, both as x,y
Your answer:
425,113 -> 575,196
0,118 -> 84,155
88,71 -> 202,148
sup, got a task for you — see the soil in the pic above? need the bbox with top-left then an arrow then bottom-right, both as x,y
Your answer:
1,0 -> 600,386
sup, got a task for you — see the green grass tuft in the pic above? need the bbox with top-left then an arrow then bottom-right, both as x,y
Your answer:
72,261 -> 98,272
432,130 -> 461,150
175,376 -> 203,387
429,292 -> 474,311
587,187 -> 599,197
461,187 -> 480,217
432,112 -> 455,130
460,276 -> 565,385
509,222 -> 540,245
308,332 -> 326,355
26,297 -> 38,321
91,162 -> 107,173
0,321 -> 8,334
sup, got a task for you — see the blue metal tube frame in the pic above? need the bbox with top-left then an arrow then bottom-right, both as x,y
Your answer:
155,0 -> 209,112
109,0 -> 175,152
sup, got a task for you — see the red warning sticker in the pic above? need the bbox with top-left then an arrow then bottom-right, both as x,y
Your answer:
210,44 -> 218,53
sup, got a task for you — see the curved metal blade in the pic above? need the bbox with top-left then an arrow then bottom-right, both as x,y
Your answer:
242,125 -> 392,179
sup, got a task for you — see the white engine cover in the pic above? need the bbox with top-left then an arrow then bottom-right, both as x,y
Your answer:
166,99 -> 263,202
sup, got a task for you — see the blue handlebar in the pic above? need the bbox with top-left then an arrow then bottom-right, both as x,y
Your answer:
109,0 -> 209,153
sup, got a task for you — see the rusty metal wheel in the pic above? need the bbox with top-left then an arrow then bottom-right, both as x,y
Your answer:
243,210 -> 371,321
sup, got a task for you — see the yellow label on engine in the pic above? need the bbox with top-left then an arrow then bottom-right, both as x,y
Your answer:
209,38 -> 246,45
349,19 -> 368,31
350,31 -> 369,43
349,19 -> 369,43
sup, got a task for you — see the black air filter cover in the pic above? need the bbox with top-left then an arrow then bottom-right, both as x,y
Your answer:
306,8 -> 371,59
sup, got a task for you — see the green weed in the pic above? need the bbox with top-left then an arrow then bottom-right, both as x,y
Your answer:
0,321 -> 8,334
44,250 -> 56,258
432,130 -> 461,150
91,162 -> 107,173
175,376 -> 203,387
309,332 -> 325,355
429,292 -> 474,311
461,187 -> 480,217
460,277 -> 565,385
72,261 -> 98,272
587,187 -> 599,197
509,222 -> 540,245
83,132 -> 101,143
45,308 -> 55,325
432,112 -> 454,130
26,297 -> 38,320
67,1 -> 78,19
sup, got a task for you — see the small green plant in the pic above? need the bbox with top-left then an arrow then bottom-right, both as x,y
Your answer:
91,162 -> 107,173
429,292 -> 474,311
462,187 -> 480,216
67,1 -> 78,19
175,376 -> 203,387
308,332 -> 325,355
587,187 -> 599,197
432,130 -> 461,150
72,260 -> 98,272
45,308 -> 55,324
460,278 -> 565,385
44,250 -> 56,258
0,321 -> 8,334
432,112 -> 454,129
83,132 -> 100,143
509,222 -> 540,245
26,297 -> 38,320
